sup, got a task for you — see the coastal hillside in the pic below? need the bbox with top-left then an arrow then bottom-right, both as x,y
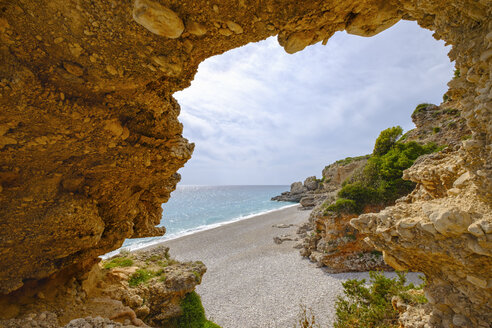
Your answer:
274,103 -> 470,272
1,0 -> 491,327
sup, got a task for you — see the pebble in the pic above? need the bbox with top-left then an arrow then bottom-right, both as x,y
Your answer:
218,28 -> 233,36
283,31 -> 315,54
186,20 -> 207,36
226,21 -> 243,34
133,0 -> 184,38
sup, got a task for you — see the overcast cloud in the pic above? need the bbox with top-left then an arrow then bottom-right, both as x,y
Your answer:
174,21 -> 454,185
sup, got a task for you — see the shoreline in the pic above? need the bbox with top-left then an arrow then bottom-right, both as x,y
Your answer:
103,202 -> 298,258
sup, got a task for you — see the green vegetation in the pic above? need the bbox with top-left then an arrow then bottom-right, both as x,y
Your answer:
461,134 -> 472,140
193,271 -> 202,282
412,103 -> 433,116
397,131 -> 410,142
334,272 -> 427,328
371,250 -> 383,257
443,108 -> 459,116
454,68 -> 460,78
373,126 -> 403,156
442,93 -> 449,102
324,198 -> 358,215
176,292 -> 221,328
324,126 -> 440,215
103,256 -> 134,269
432,127 -> 441,134
335,154 -> 371,166
128,268 -> 155,287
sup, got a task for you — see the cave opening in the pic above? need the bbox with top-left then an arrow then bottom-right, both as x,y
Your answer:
1,0 -> 490,326
113,20 -> 455,327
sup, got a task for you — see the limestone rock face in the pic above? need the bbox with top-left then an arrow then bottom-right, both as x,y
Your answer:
300,205 -> 391,272
405,104 -> 471,147
0,246 -> 205,327
321,157 -> 368,191
351,150 -> 492,327
133,0 -> 185,38
290,181 -> 307,194
303,176 -> 318,191
0,0 -> 491,326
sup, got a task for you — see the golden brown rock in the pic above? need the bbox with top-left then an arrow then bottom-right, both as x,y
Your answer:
0,0 -> 491,327
132,0 -> 185,38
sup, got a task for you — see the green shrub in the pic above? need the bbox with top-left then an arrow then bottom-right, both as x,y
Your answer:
324,198 -> 359,215
373,126 -> 403,156
432,127 -> 441,134
204,321 -> 222,328
454,68 -> 460,78
334,272 -> 426,328
412,103 -> 433,116
338,183 -> 377,211
325,127 -> 440,216
103,257 -> 134,269
335,154 -> 371,166
442,94 -> 449,102
128,269 -> 155,287
397,131 -> 409,142
177,292 -> 221,328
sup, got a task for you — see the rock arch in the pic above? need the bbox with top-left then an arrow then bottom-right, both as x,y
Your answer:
0,0 -> 490,326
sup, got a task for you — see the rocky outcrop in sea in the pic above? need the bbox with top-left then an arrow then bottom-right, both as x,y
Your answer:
272,158 -> 367,208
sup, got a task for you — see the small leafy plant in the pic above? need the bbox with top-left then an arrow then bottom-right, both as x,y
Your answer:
334,272 -> 427,328
176,292 -> 222,328
103,257 -> 134,269
128,268 -> 155,287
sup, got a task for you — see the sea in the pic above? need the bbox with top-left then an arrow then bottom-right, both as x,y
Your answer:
104,185 -> 295,257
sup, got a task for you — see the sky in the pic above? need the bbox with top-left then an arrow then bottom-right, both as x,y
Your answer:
173,20 -> 454,185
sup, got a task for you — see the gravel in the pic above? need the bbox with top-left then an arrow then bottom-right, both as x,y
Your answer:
160,206 -> 420,328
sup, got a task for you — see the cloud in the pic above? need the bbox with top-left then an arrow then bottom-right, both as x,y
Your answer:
174,21 -> 454,185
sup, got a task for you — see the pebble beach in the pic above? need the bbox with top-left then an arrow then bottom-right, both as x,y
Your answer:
156,206 -> 412,328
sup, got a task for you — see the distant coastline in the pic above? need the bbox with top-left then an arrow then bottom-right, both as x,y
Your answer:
103,185 -> 296,258
103,202 -> 298,258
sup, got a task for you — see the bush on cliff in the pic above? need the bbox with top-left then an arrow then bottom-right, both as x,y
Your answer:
325,126 -> 440,215
324,198 -> 359,215
334,272 -> 426,328
176,292 -> 221,328
373,126 -> 403,156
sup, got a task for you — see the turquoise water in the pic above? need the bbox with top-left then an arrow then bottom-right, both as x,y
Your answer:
111,185 -> 294,254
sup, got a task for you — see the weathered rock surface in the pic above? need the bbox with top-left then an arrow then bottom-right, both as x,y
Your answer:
301,205 -> 391,272
299,103 -> 471,271
0,0 -> 491,327
321,156 -> 369,192
0,246 -> 205,327
352,151 -> 492,327
405,103 -> 471,147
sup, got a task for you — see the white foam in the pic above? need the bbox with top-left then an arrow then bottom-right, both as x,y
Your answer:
101,203 -> 298,259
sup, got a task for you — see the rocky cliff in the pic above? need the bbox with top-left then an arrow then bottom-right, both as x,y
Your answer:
272,158 -> 368,207
0,0 -> 490,327
290,104 -> 468,272
0,246 -> 207,327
